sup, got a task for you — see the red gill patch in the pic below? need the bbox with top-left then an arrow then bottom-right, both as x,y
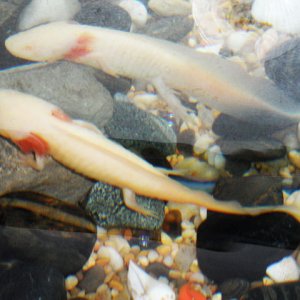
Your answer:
64,33 -> 93,60
14,132 -> 49,156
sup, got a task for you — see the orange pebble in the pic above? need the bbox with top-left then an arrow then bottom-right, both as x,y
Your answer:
178,283 -> 206,300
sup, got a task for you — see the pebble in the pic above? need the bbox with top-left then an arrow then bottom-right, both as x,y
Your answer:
0,192 -> 96,276
138,15 -> 194,42
78,265 -> 106,293
65,275 -> 79,291
104,100 -> 177,168
76,0 -> 131,31
84,182 -> 165,230
18,0 -> 80,30
148,0 -> 191,16
217,138 -> 286,162
265,37 -> 300,101
196,211 -> 300,283
266,256 -> 300,283
213,175 -> 284,207
97,246 -> 124,272
0,261 -> 66,300
174,244 -> 196,272
145,263 -> 170,279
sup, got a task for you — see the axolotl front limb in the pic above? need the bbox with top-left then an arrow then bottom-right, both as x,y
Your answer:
1,89 -> 300,220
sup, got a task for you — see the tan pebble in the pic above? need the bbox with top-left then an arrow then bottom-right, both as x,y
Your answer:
96,257 -> 110,266
82,255 -> 96,271
85,292 -> 96,300
111,288 -> 119,298
65,275 -> 78,290
138,256 -> 149,267
188,36 -> 197,48
108,235 -> 131,253
148,250 -> 159,263
169,270 -> 182,279
156,245 -> 171,256
104,264 -> 113,275
211,292 -> 222,300
96,226 -> 108,241
163,255 -> 174,268
263,276 -> 274,286
138,250 -> 149,257
123,253 -> 136,266
279,166 -> 293,179
130,245 -> 141,255
69,286 -> 82,297
174,236 -> 183,243
104,272 -> 115,284
93,240 -> 101,252
98,246 -> 124,272
96,284 -> 111,299
288,150 -> 300,169
109,280 -> 124,292
190,259 -> 200,273
161,232 -> 173,246
190,272 -> 205,283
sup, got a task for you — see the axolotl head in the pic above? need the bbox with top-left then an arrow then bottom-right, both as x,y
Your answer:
5,21 -> 90,62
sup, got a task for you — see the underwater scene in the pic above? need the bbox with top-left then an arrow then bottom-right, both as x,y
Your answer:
1,0 -> 300,299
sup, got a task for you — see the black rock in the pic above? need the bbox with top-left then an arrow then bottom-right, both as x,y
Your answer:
217,138 -> 286,162
145,262 -> 170,279
0,261 -> 66,300
104,101 -> 177,168
240,281 -> 300,300
76,0 -> 131,31
218,278 -> 251,300
223,159 -> 251,176
196,212 -> 300,283
213,175 -> 284,207
0,192 -> 96,275
265,37 -> 300,101
84,182 -> 165,230
139,16 -> 194,42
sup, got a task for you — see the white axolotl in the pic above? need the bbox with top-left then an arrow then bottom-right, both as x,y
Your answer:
0,89 -> 298,219
5,21 -> 300,128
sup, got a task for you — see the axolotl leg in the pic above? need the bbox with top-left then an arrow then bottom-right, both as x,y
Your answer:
122,187 -> 160,218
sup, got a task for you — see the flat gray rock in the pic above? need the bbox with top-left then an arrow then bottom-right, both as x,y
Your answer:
0,61 -> 114,128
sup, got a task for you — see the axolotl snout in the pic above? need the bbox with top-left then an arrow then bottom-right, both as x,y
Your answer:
5,21 -> 300,128
1,89 -> 300,219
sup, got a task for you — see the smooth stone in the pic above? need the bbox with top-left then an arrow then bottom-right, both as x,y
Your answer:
0,138 -> 93,203
78,265 -> 106,293
145,262 -> 170,279
196,212 -> 300,283
0,192 -> 96,275
76,0 -> 131,31
0,62 -> 114,128
265,37 -> 300,101
84,182 -> 165,230
217,138 -> 286,162
138,16 -> 193,42
176,128 -> 195,156
0,1 -> 29,69
213,175 -> 283,207
218,278 -> 250,300
223,159 -> 251,176
0,261 -> 66,300
104,101 -> 177,168
240,281 -> 300,300
212,113 -> 290,140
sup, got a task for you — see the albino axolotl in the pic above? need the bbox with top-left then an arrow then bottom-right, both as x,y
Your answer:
1,89 -> 298,219
5,21 -> 300,128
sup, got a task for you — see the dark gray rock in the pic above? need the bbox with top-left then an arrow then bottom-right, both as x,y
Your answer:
84,182 -> 165,230
139,16 -> 193,42
0,192 -> 96,275
218,278 -> 250,300
265,37 -> 300,101
76,0 -> 131,31
0,138 -> 93,203
78,265 -> 105,293
0,62 -> 114,128
196,212 -> 300,283
240,281 -> 300,300
104,101 -> 177,168
217,138 -> 286,162
0,261 -> 66,300
213,175 -> 284,207
145,263 -> 170,279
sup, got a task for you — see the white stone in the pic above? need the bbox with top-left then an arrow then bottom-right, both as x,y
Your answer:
119,0 -> 148,28
266,256 -> 300,283
98,246 -> 124,271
